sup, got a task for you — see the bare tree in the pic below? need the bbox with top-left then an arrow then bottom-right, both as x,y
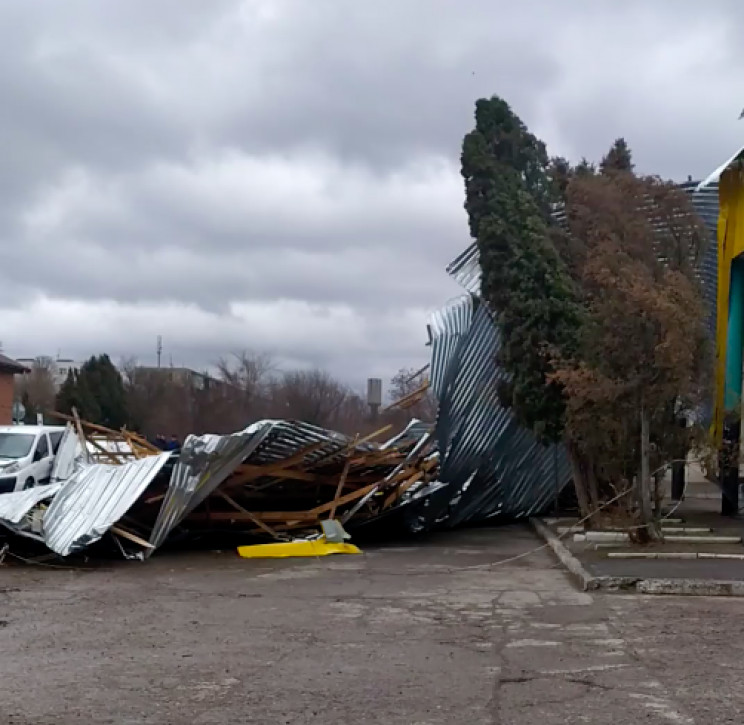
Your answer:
15,356 -> 57,421
388,367 -> 438,422
215,351 -> 273,394
270,369 -> 351,428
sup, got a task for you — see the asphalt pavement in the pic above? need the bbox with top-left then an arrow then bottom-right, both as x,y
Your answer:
0,525 -> 739,723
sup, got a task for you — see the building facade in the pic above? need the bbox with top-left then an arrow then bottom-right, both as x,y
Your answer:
0,355 -> 29,424
15,357 -> 82,390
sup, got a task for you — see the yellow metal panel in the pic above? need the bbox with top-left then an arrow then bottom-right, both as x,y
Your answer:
714,168 -> 744,442
237,539 -> 362,559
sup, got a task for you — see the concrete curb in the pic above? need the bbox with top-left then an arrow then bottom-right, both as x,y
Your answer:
636,578 -> 744,596
530,517 -> 744,597
529,517 -> 599,591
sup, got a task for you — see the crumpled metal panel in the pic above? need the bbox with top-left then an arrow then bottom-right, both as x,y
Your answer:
50,425 -> 81,482
415,294 -> 571,529
445,243 -> 481,296
147,423 -> 272,554
248,419 -> 370,467
689,182 -> 719,341
148,418 -> 408,551
43,453 -> 171,556
0,483 -> 63,530
428,295 -> 474,400
380,418 -> 432,450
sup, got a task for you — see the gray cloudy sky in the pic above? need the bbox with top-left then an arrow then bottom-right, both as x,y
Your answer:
1,0 -> 741,391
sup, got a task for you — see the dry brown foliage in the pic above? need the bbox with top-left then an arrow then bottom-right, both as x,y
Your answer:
550,172 -> 710,526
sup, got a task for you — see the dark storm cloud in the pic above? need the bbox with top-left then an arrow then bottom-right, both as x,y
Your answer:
0,0 -> 742,380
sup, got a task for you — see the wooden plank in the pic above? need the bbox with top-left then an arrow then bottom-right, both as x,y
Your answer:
49,410 -> 160,454
111,525 -> 155,549
71,408 -> 90,464
229,465 -> 376,487
383,380 -> 430,411
245,520 -> 317,535
231,465 -> 338,485
245,442 -> 327,477
308,482 -> 380,516
383,470 -> 423,508
123,430 -> 161,454
86,437 -> 125,465
354,424 -> 393,446
187,511 -> 319,523
328,436 -> 358,520
71,409 -> 122,465
349,450 -> 404,466
216,491 -> 282,539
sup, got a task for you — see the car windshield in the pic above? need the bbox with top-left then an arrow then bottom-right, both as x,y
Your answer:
0,433 -> 35,459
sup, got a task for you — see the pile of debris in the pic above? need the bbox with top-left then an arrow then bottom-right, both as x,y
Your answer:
0,238 -> 584,564
0,414 -> 439,560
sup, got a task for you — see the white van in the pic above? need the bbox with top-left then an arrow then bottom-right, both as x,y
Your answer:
0,425 -> 66,493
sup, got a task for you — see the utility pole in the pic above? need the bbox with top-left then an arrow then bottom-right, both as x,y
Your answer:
367,378 -> 382,421
638,401 -> 658,538
671,415 -> 687,502
156,335 -> 162,369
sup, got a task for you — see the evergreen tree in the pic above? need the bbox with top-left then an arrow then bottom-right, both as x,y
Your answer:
600,137 -> 634,174
574,157 -> 596,177
460,96 -> 581,441
548,156 -> 572,200
54,355 -> 127,428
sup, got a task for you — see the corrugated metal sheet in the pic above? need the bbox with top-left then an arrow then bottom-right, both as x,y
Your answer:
445,243 -> 480,296
43,452 -> 171,556
0,483 -> 63,530
689,183 -> 719,343
421,296 -> 570,528
147,423 -> 272,554
380,419 -> 433,450
428,295 -> 474,400
697,146 -> 744,190
50,425 -> 81,482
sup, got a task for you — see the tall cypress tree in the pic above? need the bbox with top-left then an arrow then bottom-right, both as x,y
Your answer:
460,96 -> 580,441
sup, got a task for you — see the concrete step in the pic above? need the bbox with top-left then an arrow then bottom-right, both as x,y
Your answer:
574,531 -> 742,545
608,551 -> 744,560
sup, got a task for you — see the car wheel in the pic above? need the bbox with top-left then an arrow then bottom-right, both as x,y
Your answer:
23,478 -> 34,490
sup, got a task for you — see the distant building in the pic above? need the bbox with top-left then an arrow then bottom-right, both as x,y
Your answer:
0,354 -> 29,424
15,357 -> 82,390
134,366 -> 226,393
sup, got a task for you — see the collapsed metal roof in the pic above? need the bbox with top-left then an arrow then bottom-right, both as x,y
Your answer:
0,483 -> 63,540
147,423 -> 272,554
43,453 -> 171,556
414,293 -> 570,530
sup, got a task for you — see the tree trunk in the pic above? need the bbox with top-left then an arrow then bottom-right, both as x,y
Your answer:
566,441 -> 592,527
587,466 -> 601,517
637,405 -> 660,541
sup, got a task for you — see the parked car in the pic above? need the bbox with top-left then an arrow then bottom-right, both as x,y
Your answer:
0,425 -> 66,493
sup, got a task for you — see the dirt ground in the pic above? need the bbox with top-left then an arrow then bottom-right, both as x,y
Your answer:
0,525 -> 741,724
